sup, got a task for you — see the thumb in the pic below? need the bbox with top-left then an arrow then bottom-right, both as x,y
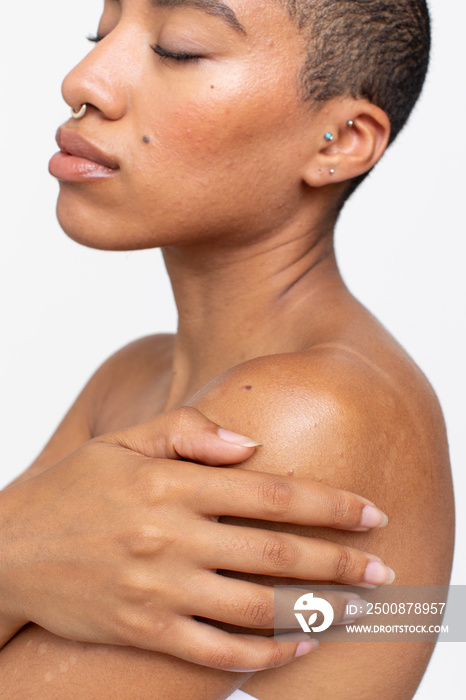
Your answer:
102,406 -> 261,466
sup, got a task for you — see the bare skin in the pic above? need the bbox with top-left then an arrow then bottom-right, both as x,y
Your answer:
0,0 -> 454,697
0,288 -> 454,698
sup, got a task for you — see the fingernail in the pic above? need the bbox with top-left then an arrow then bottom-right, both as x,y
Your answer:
217,428 -> 262,447
342,598 -> 369,621
294,639 -> 319,657
364,561 -> 396,586
360,505 -> 389,529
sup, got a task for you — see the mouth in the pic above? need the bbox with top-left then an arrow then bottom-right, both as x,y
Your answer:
49,128 -> 120,182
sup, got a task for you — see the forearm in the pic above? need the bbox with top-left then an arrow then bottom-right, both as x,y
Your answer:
0,623 -> 253,700
0,479 -> 250,697
0,488 -> 30,648
0,615 -> 24,650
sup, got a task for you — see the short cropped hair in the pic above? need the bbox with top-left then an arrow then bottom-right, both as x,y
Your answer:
283,0 -> 431,198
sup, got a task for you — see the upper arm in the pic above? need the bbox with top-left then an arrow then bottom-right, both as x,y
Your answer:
4,334 -> 169,488
5,373 -> 96,489
187,350 -> 455,699
0,349 -> 454,700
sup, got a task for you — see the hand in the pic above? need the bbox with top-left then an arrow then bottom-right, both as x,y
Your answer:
0,407 -> 390,671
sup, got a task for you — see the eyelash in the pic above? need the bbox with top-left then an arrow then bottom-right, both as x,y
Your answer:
86,35 -> 201,62
151,45 -> 202,62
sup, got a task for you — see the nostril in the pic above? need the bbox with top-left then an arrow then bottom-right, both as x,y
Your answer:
71,104 -> 88,119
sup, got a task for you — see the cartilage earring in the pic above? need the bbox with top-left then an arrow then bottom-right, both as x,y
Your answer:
71,104 -> 87,119
347,120 -> 354,127
324,132 -> 334,142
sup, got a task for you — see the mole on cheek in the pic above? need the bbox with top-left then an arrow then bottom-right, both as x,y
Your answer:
142,135 -> 151,144
244,385 -> 253,391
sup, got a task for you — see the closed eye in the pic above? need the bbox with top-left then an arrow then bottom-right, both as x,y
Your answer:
86,35 -> 201,62
151,45 -> 203,62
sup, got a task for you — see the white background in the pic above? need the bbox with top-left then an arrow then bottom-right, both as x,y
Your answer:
0,1 -> 464,696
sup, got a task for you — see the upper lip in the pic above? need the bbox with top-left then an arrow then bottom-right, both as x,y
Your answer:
56,128 -> 119,170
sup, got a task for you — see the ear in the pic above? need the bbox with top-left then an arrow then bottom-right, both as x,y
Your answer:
302,99 -> 391,188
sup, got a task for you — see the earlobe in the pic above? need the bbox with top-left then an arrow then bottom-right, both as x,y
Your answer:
302,101 -> 391,188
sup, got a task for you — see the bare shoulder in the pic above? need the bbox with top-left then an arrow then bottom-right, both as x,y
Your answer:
189,341 -> 454,583
92,332 -> 175,387
189,339 -> 449,476
189,341 -> 454,699
91,333 -> 175,435
5,334 -> 175,487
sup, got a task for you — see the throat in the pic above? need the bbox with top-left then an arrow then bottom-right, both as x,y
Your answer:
161,237 -> 344,410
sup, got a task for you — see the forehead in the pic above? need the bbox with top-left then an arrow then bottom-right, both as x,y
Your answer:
146,0 -> 247,34
106,0 -> 295,34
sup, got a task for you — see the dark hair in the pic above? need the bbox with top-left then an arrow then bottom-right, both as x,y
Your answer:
284,0 -> 431,198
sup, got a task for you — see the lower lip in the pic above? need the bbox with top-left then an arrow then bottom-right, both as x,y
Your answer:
48,152 -> 119,182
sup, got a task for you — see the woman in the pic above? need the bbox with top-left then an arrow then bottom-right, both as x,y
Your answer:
0,0 -> 456,698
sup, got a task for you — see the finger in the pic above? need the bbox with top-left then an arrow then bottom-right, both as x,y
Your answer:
185,464 -> 388,531
183,572 -> 368,629
194,521 -> 395,587
161,615 -> 318,671
103,406 -> 261,465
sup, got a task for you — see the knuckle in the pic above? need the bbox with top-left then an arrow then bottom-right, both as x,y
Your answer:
258,477 -> 293,514
135,464 -> 172,503
242,593 -> 275,627
264,642 -> 288,668
206,645 -> 242,671
168,406 -> 207,459
329,492 -> 351,525
117,567 -> 151,601
124,524 -> 171,558
171,405 -> 202,433
334,545 -> 353,582
262,535 -> 295,573
113,607 -> 170,648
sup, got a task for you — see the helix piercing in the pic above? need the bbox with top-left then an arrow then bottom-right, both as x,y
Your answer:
324,132 -> 334,142
71,104 -> 87,119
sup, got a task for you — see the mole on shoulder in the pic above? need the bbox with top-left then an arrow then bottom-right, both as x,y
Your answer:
244,385 -> 253,391
142,135 -> 151,144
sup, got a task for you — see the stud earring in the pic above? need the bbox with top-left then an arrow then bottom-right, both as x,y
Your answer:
324,132 -> 334,142
329,169 -> 336,175
347,120 -> 354,127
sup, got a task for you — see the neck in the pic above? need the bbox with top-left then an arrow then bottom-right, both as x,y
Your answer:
163,229 -> 343,406
161,218 -> 347,409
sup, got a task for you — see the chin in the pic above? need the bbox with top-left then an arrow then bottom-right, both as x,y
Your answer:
56,190 -> 155,252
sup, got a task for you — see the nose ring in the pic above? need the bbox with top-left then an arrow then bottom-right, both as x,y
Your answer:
71,104 -> 87,119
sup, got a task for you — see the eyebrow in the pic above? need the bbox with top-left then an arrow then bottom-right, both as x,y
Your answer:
149,0 -> 246,35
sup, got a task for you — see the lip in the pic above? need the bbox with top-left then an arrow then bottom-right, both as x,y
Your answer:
49,128 -> 120,182
56,128 -> 119,169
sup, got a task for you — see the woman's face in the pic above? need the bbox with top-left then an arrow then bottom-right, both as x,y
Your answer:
53,0 -> 319,251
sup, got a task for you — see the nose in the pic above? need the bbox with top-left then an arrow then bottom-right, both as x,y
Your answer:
61,32 -> 131,121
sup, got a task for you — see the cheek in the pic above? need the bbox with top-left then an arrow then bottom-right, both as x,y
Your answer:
134,75 -> 304,199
